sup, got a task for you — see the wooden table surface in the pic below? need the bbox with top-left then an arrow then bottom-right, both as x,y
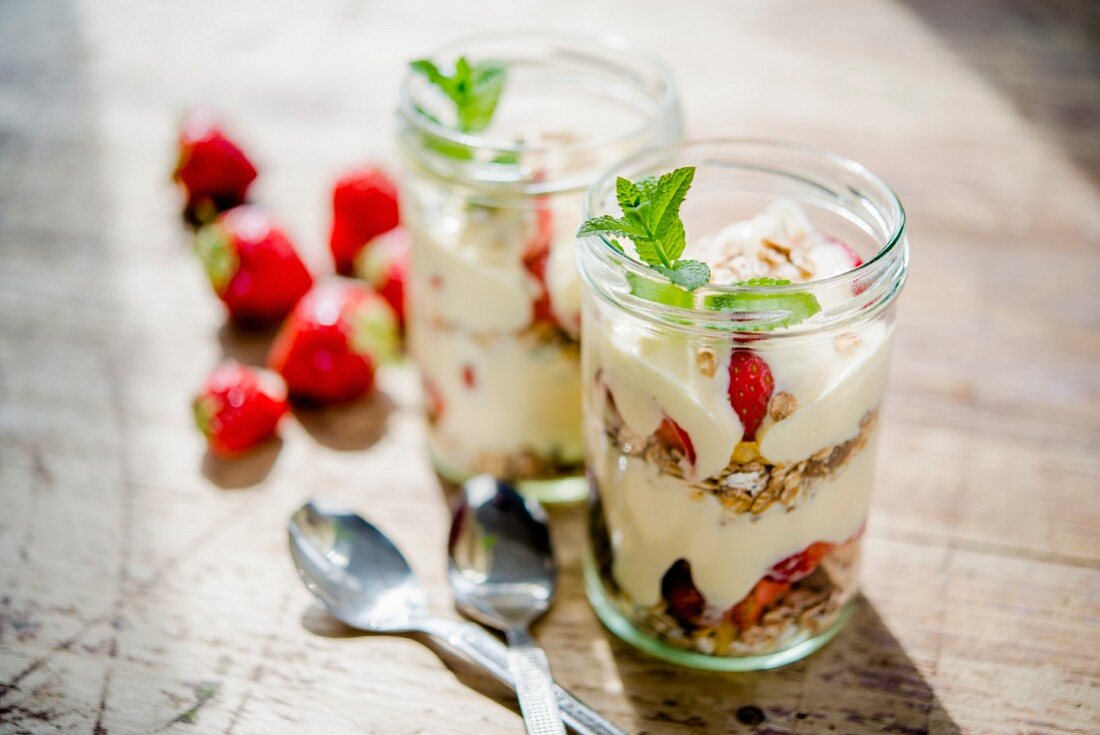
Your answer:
2,1 -> 1098,733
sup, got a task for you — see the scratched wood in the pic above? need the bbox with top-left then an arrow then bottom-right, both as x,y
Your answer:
1,1 -> 1099,733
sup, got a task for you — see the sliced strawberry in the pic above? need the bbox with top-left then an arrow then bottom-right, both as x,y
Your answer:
654,416 -> 696,466
329,168 -> 400,276
193,361 -> 287,456
727,349 -> 774,441
268,281 -> 398,405
826,235 -> 864,268
173,111 -> 257,223
461,364 -> 477,389
194,206 -> 313,329
354,227 -> 409,328
730,578 -> 791,628
661,559 -> 706,627
766,541 -> 836,584
424,377 -> 445,423
521,199 -> 557,327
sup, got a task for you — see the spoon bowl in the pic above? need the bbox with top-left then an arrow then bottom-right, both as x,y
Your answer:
448,475 -> 558,630
289,498 -> 427,631
448,475 -> 565,735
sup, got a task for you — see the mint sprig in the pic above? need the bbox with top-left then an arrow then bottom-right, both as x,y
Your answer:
578,168 -> 822,329
410,56 -> 506,134
704,278 -> 822,330
578,166 -> 710,299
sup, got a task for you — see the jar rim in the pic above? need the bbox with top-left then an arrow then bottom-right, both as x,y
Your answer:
397,29 -> 681,161
578,138 -> 909,337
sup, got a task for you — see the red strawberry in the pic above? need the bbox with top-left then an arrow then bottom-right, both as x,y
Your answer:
661,559 -> 706,627
173,111 -> 258,223
195,206 -> 313,329
354,227 -> 409,327
424,377 -> 445,423
730,578 -> 790,628
329,168 -> 400,276
727,349 -> 774,441
654,416 -> 696,466
833,236 -> 872,296
192,361 -> 288,456
766,541 -> 836,584
268,281 -> 398,405
521,200 -> 557,327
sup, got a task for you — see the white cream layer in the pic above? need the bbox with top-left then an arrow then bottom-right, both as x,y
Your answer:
412,320 -> 583,465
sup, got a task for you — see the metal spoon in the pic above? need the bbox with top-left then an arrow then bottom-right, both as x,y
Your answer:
288,499 -> 624,735
448,475 -> 566,735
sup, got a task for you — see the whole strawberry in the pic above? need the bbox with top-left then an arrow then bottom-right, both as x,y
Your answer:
354,227 -> 409,327
727,349 -> 774,441
193,361 -> 288,456
173,111 -> 258,224
329,168 -> 400,276
195,206 -> 314,329
268,281 -> 399,405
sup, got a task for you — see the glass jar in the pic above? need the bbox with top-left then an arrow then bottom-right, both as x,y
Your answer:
578,139 -> 908,669
397,31 -> 680,502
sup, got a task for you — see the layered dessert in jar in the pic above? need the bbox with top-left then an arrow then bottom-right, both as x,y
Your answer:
405,184 -> 586,482
396,32 -> 680,499
577,141 -> 907,668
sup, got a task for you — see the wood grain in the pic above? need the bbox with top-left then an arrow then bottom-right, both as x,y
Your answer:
1,1 -> 1098,733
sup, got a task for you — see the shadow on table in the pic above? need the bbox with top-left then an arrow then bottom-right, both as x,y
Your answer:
599,596 -> 960,735
216,321 -> 281,366
898,0 -> 1100,185
293,390 -> 396,451
200,437 -> 283,489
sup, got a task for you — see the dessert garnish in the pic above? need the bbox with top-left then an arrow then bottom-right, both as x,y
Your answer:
409,55 -> 506,133
577,166 -> 710,302
578,167 -> 824,328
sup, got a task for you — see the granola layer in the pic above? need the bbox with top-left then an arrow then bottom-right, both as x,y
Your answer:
600,538 -> 860,656
601,386 -> 879,516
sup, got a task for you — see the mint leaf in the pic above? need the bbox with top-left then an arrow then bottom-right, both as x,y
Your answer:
626,273 -> 695,308
460,62 -> 505,132
410,56 -> 506,133
578,165 -> 705,294
615,177 -> 641,211
409,60 -> 448,88
649,168 -> 694,260
577,215 -> 647,240
704,280 -> 822,330
658,259 -> 710,291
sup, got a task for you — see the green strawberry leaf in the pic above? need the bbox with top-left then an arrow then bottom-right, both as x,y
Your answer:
193,224 -> 238,293
350,300 -> 400,364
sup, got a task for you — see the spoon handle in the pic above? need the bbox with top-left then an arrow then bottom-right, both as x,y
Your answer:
419,618 -> 626,735
505,629 -> 566,735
